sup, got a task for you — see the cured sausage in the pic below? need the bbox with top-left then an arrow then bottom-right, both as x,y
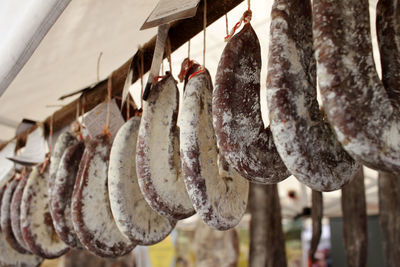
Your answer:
1,177 -> 29,254
21,165 -> 69,258
0,185 -> 42,267
50,141 -> 85,248
72,135 -> 135,257
341,167 -> 367,267
180,65 -> 249,230
213,22 -> 290,184
313,0 -> 400,173
10,169 -> 32,253
137,74 -> 195,220
109,117 -> 176,245
376,0 -> 400,110
266,0 -> 359,191
49,131 -> 78,195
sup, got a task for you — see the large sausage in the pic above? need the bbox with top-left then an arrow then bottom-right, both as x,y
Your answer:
1,177 -> 29,254
10,169 -> 32,253
180,65 -> 249,230
49,131 -> 78,196
0,184 -> 43,266
313,0 -> 400,173
21,165 -> 69,258
137,74 -> 195,220
266,0 -> 359,191
109,117 -> 176,245
72,135 -> 135,257
213,22 -> 290,184
50,141 -> 85,248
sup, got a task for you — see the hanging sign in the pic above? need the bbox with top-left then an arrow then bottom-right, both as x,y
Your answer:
141,0 -> 201,30
82,99 -> 124,140
8,127 -> 47,166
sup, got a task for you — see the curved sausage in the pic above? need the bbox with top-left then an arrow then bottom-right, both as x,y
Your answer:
109,117 -> 176,245
376,0 -> 400,110
1,177 -> 29,253
180,66 -> 249,230
10,169 -> 32,253
213,22 -> 290,184
72,135 -> 135,257
313,0 -> 400,173
21,166 -> 69,258
49,131 -> 78,196
50,141 -> 85,248
137,74 -> 195,220
0,184 -> 42,266
266,0 -> 359,191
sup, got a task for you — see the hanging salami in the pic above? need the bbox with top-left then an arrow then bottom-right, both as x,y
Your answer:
50,140 -> 85,248
72,135 -> 135,257
21,165 -> 69,258
213,16 -> 290,184
313,0 -> 400,173
266,0 -> 359,191
0,185 -> 42,267
49,131 -> 78,195
137,74 -> 195,220
180,64 -> 249,230
376,0 -> 400,110
1,177 -> 29,254
109,117 -> 176,245
10,169 -> 32,253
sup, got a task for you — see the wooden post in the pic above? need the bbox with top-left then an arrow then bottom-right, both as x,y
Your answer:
378,171 -> 400,267
341,167 -> 367,267
249,183 -> 287,267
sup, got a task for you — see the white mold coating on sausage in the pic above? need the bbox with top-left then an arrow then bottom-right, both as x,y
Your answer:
21,167 -> 69,258
72,135 -> 135,257
180,70 -> 249,230
109,117 -> 176,245
137,75 -> 194,220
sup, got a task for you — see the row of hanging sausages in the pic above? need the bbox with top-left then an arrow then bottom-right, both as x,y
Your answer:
0,0 -> 397,264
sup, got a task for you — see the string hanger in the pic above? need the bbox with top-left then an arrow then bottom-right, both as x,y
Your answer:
41,121 -> 51,174
224,3 -> 252,42
103,72 -> 113,138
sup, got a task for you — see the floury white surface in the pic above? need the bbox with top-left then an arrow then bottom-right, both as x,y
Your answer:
20,166 -> 69,258
266,0 -> 359,191
1,178 -> 29,254
109,117 -> 175,245
137,75 -> 195,220
72,135 -> 135,257
51,141 -> 85,248
213,23 -> 290,184
179,68 -> 249,230
313,0 -> 400,173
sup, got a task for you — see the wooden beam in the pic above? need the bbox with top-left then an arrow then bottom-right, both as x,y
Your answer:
43,0 -> 244,135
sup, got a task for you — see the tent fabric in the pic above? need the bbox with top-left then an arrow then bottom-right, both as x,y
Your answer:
0,0 -> 71,97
